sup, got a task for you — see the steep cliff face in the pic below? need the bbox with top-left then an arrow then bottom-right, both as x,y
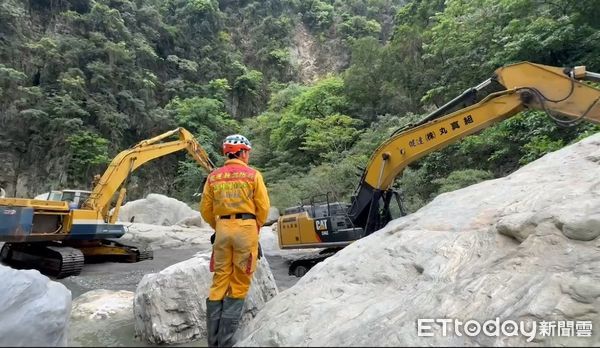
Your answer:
289,23 -> 349,84
0,149 -> 68,197
1,1 -> 78,198
0,151 -> 17,196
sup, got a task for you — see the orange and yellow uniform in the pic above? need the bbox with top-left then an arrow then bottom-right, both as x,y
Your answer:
200,158 -> 270,300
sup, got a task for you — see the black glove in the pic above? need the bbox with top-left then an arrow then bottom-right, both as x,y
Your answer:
210,233 -> 215,245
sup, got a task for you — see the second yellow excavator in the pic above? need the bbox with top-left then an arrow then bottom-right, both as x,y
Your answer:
0,127 -> 214,277
277,61 -> 600,277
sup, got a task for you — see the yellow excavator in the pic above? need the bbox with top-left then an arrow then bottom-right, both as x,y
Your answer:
278,61 -> 600,277
0,127 -> 214,277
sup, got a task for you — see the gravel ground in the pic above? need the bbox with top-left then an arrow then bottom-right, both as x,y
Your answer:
264,254 -> 302,291
57,248 -> 201,299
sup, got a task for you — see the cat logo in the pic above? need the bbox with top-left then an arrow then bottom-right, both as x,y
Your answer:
315,219 -> 328,231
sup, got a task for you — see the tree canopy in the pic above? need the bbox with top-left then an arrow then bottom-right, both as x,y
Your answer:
1,0 -> 599,212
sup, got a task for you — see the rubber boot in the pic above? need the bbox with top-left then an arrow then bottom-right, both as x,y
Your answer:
217,297 -> 245,347
206,298 -> 222,348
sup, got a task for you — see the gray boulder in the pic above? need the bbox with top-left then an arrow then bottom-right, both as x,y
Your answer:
69,290 -> 135,347
237,133 -> 600,346
264,207 -> 280,226
133,252 -> 278,345
120,222 -> 214,250
117,193 -> 204,227
0,265 -> 71,346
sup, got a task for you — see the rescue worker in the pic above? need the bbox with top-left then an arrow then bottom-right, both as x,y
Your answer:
200,134 -> 270,347
91,174 -> 101,189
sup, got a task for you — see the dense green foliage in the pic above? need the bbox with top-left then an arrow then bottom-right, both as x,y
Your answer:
1,0 -> 599,214
250,0 -> 600,212
0,0 -> 402,199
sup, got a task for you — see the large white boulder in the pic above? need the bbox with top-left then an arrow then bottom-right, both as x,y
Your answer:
133,252 -> 278,345
71,289 -> 133,320
258,227 -> 279,254
117,193 -> 204,227
69,290 -> 135,347
264,207 -> 280,226
0,265 -> 71,346
237,133 -> 600,346
120,222 -> 214,250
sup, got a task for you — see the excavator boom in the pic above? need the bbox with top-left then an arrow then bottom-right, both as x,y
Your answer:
84,127 -> 214,217
348,62 -> 600,232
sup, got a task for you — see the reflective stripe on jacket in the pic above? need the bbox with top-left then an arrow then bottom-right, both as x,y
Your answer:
200,159 -> 270,229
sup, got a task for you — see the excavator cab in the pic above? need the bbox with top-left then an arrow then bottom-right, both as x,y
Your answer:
36,189 -> 91,206
279,189 -> 407,253
280,191 -> 408,277
278,192 -> 365,250
58,190 -> 92,209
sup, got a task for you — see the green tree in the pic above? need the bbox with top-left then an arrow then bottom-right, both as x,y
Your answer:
432,169 -> 494,195
343,37 -> 383,121
302,114 -> 363,160
339,15 -> 381,42
290,75 -> 348,118
232,68 -> 264,118
300,0 -> 335,30
66,131 -> 110,185
166,96 -> 238,160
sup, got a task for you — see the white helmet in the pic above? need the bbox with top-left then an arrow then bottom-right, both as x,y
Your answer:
222,134 -> 252,154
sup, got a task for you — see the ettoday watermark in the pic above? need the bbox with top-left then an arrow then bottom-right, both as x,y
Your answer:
417,318 -> 593,342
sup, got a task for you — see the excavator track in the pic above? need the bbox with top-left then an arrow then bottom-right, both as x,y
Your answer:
0,239 -> 152,277
73,239 -> 154,263
0,243 -> 84,278
102,238 -> 153,262
47,246 -> 85,278
288,248 -> 341,277
136,247 -> 153,261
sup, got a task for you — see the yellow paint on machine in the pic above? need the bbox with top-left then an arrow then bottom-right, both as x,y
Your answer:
278,212 -> 321,248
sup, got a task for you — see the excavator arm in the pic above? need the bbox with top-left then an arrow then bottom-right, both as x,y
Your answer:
348,62 -> 600,233
82,127 -> 215,221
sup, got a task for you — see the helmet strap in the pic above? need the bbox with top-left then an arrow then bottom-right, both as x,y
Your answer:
226,150 -> 244,159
